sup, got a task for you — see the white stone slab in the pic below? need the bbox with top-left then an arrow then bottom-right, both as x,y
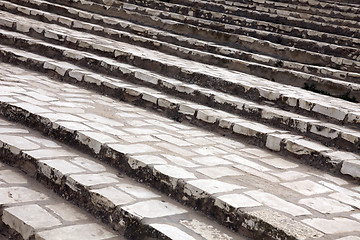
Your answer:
108,143 -> 158,154
121,200 -> 187,219
224,154 -> 270,171
245,190 -> 311,216
46,203 -> 88,222
117,183 -> 160,199
302,218 -> 360,234
35,223 -> 117,240
150,224 -> 196,240
67,173 -> 118,188
216,193 -> 262,209
299,197 -> 353,214
185,179 -> 244,197
91,186 -> 135,209
0,169 -> 28,184
180,219 -> 232,240
282,180 -> 332,196
0,187 -> 48,204
192,156 -> 232,166
3,204 -> 61,239
70,157 -> 106,172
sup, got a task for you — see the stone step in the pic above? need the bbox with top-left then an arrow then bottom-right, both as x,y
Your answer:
2,63 -> 360,239
1,18 -> 360,130
3,1 -> 360,88
2,43 -> 360,178
0,162 -> 122,240
206,0 -> 360,27
1,26 -> 360,158
16,0 -> 360,74
114,0 -> 360,51
0,117 -> 244,240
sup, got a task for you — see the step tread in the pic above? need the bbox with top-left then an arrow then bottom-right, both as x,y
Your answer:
1,62 -> 360,238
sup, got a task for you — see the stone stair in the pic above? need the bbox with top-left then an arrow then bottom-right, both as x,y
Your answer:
0,154 -> 122,240
0,0 -> 360,239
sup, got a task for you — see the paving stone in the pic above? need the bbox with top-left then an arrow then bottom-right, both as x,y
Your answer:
128,155 -> 167,169
2,204 -> 62,239
117,183 -> 160,199
35,223 -> 117,240
302,218 -> 360,234
90,186 -> 135,210
336,237 -> 360,240
70,157 -> 107,172
191,156 -> 232,166
150,224 -> 196,240
121,200 -> 187,219
154,134 -> 192,147
161,154 -> 199,168
0,169 -> 28,184
67,173 -> 119,189
216,193 -> 262,209
154,165 -> 196,180
257,157 -> 299,169
247,209 -> 323,239
179,219 -> 232,240
39,160 -> 85,183
24,149 -> 78,159
320,181 -> 360,198
0,135 -> 40,154
224,154 -> 271,171
282,180 -> 332,196
0,187 -> 48,205
156,142 -> 195,157
341,160 -> 360,178
245,190 -> 311,216
299,197 -> 354,214
234,165 -> 279,183
77,131 -> 118,154
24,136 -> 61,148
271,171 -> 309,181
0,127 -> 28,134
196,166 -> 242,178
46,203 -> 89,222
78,113 -> 123,126
185,179 -> 244,197
108,143 -> 158,154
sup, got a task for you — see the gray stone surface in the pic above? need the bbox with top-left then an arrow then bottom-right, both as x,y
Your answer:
1,1 -> 360,238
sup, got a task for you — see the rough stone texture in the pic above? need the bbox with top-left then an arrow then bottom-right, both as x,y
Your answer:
0,0 -> 360,239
